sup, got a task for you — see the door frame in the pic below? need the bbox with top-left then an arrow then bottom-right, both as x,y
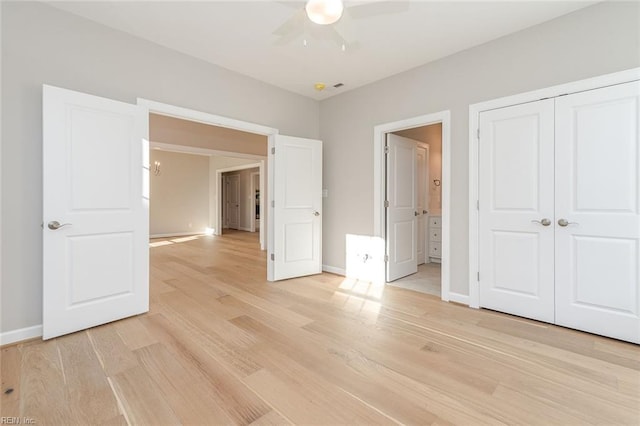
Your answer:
137,98 -> 278,278
417,142 -> 430,265
373,110 -> 452,302
468,67 -> 640,309
217,163 -> 263,236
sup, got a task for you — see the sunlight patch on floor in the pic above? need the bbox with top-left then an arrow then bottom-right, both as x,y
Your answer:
149,234 -> 205,247
333,277 -> 386,320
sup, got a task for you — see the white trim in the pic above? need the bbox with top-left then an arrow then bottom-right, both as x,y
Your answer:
217,163 -> 262,174
137,99 -> 279,136
373,110 -> 452,302
0,325 -> 42,346
323,265 -> 346,276
468,67 -> 640,309
267,135 -> 275,281
150,141 -> 265,160
448,292 -> 469,306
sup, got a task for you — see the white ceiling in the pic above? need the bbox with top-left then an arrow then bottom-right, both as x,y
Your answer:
48,1 -> 597,100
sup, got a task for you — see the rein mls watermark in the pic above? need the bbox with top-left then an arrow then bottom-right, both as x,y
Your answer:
0,418 -> 36,425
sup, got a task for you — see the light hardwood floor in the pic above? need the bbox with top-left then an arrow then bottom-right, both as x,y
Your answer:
2,230 -> 639,425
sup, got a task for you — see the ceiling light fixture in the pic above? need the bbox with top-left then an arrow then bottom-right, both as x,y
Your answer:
305,0 -> 344,25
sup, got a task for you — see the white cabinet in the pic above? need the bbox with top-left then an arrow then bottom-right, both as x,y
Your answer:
428,215 -> 441,263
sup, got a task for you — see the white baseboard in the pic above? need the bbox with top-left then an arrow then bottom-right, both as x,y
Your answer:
150,231 -> 204,239
1,324 -> 42,346
238,227 -> 253,232
322,265 -> 346,276
448,291 -> 470,306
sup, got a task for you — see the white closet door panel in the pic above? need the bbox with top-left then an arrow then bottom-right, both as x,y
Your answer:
555,81 -> 640,343
478,99 -> 555,323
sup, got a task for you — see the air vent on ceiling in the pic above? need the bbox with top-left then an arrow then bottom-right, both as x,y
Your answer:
333,83 -> 344,88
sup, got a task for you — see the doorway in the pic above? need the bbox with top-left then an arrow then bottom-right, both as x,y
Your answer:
387,124 -> 442,297
373,110 -> 452,302
220,165 -> 261,234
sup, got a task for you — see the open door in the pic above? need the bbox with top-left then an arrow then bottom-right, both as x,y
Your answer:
224,174 -> 240,230
386,134 -> 418,281
270,135 -> 322,281
43,85 -> 149,339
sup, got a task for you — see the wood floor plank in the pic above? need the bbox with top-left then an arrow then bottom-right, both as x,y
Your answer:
87,324 -> 139,376
114,316 -> 158,351
249,410 -> 292,425
109,366 -> 180,425
56,331 -> 121,424
0,345 -> 21,417
20,340 -> 72,424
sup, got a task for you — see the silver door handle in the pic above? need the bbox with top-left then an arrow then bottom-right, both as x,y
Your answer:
558,218 -> 578,227
414,211 -> 419,216
423,210 -> 428,214
531,218 -> 551,226
313,211 -> 320,216
47,220 -> 72,230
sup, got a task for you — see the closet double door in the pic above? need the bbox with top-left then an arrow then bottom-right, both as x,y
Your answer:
479,81 -> 640,343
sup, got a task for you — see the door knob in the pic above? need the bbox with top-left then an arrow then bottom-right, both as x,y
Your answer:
423,210 -> 428,214
414,211 -> 419,216
558,218 -> 578,227
313,211 -> 320,216
531,218 -> 551,226
47,221 -> 72,230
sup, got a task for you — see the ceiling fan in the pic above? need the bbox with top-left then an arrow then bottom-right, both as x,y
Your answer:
273,0 -> 409,50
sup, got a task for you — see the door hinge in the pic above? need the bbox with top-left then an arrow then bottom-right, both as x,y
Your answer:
476,200 -> 479,210
271,200 -> 275,208
384,146 -> 389,154
270,253 -> 275,261
271,147 -> 275,154
384,200 -> 389,208
477,272 -> 480,282
477,128 -> 480,140
384,255 -> 389,262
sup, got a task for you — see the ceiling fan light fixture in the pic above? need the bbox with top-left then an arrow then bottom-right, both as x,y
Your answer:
305,0 -> 344,25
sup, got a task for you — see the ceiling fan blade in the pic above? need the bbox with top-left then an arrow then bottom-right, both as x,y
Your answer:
274,25 -> 306,46
347,1 -> 410,19
277,1 -> 306,9
273,8 -> 307,37
328,26 -> 360,52
333,9 -> 357,45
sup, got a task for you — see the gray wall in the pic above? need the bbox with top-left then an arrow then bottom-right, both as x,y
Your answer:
149,150 -> 210,237
0,1 -> 319,333
318,1 -> 640,295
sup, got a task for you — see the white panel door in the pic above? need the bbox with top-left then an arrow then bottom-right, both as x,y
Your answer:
43,85 -> 148,340
555,81 -> 640,343
478,99 -> 555,323
225,174 -> 240,230
386,134 -> 418,282
417,144 -> 429,264
272,135 -> 322,281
